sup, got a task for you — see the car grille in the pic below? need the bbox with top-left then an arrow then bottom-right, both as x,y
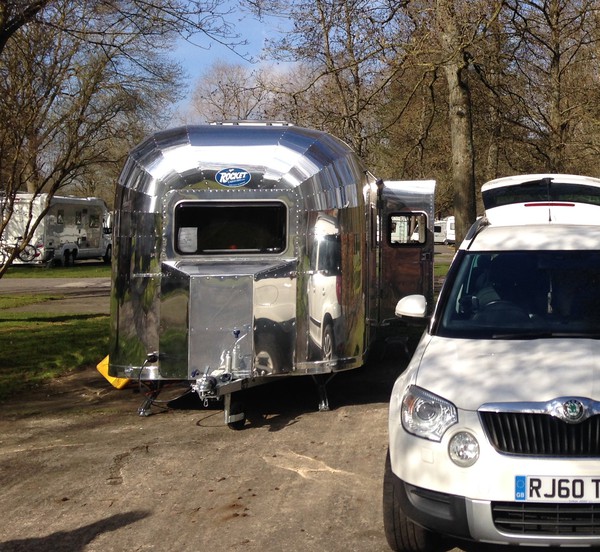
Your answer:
492,501 -> 600,535
480,411 -> 600,456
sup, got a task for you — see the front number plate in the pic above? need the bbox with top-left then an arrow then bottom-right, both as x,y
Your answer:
515,475 -> 600,502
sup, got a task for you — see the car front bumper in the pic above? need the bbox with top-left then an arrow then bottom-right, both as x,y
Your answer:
389,468 -> 600,547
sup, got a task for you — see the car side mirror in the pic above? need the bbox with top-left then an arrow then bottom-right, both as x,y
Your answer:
395,294 -> 427,319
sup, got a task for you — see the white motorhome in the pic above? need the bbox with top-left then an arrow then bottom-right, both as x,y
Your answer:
434,215 -> 455,244
1,193 -> 112,266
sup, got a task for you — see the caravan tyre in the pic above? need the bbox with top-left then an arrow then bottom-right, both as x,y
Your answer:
227,400 -> 246,430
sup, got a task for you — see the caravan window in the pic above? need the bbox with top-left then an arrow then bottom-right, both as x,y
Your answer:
388,213 -> 427,245
174,201 -> 287,254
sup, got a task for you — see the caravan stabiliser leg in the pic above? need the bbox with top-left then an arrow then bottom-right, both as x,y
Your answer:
312,374 -> 336,412
136,353 -> 164,416
137,381 -> 195,416
137,381 -> 164,417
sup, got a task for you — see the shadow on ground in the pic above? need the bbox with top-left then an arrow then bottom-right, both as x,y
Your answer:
0,511 -> 150,552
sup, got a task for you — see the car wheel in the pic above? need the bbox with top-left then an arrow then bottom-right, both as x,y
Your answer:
322,323 -> 335,361
383,450 -> 444,552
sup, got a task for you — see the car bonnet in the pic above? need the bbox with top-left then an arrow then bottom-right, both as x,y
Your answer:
414,336 -> 600,411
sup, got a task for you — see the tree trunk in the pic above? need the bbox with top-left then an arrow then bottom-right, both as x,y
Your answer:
548,0 -> 565,173
437,0 -> 477,245
442,61 -> 476,245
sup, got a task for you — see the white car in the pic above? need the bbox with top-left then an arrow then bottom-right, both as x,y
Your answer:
308,215 -> 342,360
384,174 -> 600,551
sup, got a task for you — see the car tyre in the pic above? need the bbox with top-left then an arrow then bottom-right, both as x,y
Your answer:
322,322 -> 335,361
383,450 -> 444,552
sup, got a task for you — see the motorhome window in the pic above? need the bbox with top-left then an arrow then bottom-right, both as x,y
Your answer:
483,182 -> 600,209
75,211 -> 82,225
89,214 -> 100,228
389,213 -> 427,245
175,202 -> 287,254
57,210 -> 64,224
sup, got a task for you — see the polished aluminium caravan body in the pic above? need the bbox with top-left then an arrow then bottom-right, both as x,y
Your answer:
109,124 -> 434,425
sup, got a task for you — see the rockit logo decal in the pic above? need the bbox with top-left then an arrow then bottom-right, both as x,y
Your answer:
215,168 -> 251,187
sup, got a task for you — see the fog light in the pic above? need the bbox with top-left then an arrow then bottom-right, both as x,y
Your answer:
448,431 -> 479,467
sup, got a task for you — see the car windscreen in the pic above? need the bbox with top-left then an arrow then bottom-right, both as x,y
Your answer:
436,250 -> 600,338
175,201 -> 287,254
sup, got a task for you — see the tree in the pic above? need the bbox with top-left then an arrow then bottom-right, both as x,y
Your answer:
252,0 -> 502,239
0,0 -> 241,274
434,0 -> 478,241
498,0 -> 600,173
252,0 -> 408,159
0,1 -> 244,59
193,0 -> 600,238
189,60 -> 276,122
406,0 -> 504,240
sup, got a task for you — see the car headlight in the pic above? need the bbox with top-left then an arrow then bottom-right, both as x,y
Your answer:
448,431 -> 480,467
401,385 -> 458,442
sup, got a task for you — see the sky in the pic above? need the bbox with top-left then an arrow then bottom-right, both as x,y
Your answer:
170,8 -> 287,120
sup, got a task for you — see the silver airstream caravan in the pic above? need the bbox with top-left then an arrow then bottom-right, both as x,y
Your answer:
108,123 -> 434,427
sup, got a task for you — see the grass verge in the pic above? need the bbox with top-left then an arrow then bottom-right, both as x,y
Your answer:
0,311 -> 109,401
2,263 -> 111,278
0,294 -> 62,309
434,262 -> 451,278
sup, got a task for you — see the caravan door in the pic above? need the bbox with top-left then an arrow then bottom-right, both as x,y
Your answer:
378,181 -> 436,323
